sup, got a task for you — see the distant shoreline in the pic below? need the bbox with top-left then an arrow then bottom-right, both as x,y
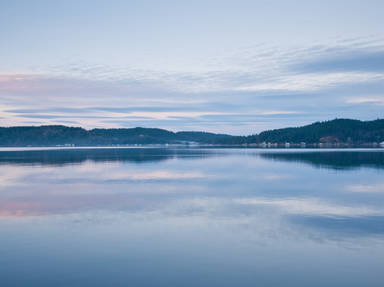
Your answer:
0,145 -> 383,152
1,118 -> 383,147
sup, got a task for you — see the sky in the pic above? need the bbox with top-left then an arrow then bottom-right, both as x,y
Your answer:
1,0 -> 384,134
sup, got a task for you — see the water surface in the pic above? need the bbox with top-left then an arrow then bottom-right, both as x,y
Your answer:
1,148 -> 384,286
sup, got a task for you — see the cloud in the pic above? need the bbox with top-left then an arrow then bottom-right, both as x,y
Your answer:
346,97 -> 384,105
234,72 -> 384,92
1,38 -> 384,133
292,49 -> 384,73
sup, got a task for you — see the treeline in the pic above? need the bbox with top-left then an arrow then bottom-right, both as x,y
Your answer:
216,119 -> 384,145
0,119 -> 383,146
0,126 -> 231,146
257,119 -> 384,144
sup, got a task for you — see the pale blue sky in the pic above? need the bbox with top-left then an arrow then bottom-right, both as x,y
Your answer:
1,0 -> 383,134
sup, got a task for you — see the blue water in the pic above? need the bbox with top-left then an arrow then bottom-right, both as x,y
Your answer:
1,148 -> 384,286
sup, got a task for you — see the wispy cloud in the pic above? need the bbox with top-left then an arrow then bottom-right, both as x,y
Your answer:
1,38 -> 384,133
292,49 -> 384,73
346,97 -> 384,105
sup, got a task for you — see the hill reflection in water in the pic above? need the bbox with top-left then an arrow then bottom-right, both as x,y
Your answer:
259,150 -> 384,170
0,147 -> 217,166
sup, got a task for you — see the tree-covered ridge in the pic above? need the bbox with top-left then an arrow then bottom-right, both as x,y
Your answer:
0,119 -> 383,146
191,119 -> 384,145
256,119 -> 384,144
0,125 -> 231,146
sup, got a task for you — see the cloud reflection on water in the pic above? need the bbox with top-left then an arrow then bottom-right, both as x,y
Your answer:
0,148 -> 384,244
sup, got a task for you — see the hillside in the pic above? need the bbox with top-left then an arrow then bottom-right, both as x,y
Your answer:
0,126 -> 230,146
0,119 -> 383,147
255,119 -> 384,144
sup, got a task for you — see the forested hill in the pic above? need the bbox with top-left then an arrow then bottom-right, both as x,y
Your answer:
0,126 -> 231,146
256,119 -> 384,144
0,119 -> 383,146
218,119 -> 384,145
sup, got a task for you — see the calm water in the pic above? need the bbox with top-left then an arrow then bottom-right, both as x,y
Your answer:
1,148 -> 384,287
